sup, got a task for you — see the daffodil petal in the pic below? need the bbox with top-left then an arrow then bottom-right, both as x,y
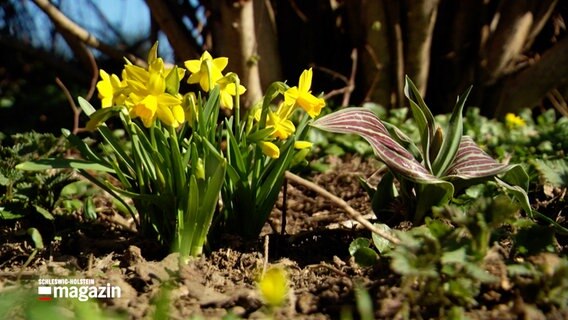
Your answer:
298,68 -> 313,93
212,57 -> 229,71
172,105 -> 185,123
259,141 -> 280,159
184,60 -> 201,73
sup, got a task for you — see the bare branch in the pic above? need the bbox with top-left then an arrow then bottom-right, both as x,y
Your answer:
145,0 -> 200,60
31,0 -> 146,66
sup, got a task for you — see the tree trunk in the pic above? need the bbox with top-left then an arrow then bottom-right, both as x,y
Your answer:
254,0 -> 282,91
145,0 -> 200,60
480,0 -> 557,85
211,0 -> 273,108
494,35 -> 568,116
405,0 -> 440,96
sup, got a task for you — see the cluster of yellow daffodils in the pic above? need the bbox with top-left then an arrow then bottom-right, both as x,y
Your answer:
96,44 -> 324,161
96,44 -> 246,129
255,68 -> 325,158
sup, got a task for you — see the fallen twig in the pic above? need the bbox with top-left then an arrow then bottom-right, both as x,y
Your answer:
284,171 -> 400,245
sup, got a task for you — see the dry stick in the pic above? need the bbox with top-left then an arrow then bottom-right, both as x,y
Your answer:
284,171 -> 400,245
55,78 -> 84,135
320,48 -> 357,106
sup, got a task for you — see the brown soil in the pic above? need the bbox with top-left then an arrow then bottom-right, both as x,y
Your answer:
0,155 -> 566,319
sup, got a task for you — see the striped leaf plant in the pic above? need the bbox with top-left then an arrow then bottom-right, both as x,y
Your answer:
313,77 -> 566,232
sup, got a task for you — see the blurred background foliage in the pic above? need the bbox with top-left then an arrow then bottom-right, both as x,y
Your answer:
0,0 -> 567,135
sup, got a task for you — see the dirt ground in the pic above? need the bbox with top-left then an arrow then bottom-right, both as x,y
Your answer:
1,155 -> 567,319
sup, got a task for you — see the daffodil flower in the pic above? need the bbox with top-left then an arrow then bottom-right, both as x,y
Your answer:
217,76 -> 246,110
96,70 -> 126,107
266,109 -> 295,140
125,57 -> 184,128
284,68 -> 326,118
184,51 -> 228,92
259,141 -> 280,159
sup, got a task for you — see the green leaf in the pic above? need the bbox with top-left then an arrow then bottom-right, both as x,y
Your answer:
371,172 -> 397,217
16,159 -> 115,173
496,177 -> 568,234
0,209 -> 25,220
349,238 -> 378,267
85,106 -> 124,131
445,136 -> 511,180
354,284 -> 374,320
404,76 -> 436,171
165,65 -> 181,95
83,197 -> 97,221
27,227 -> 44,249
247,127 -> 277,142
371,223 -> 393,253
61,128 -> 106,165
432,86 -> 472,177
415,181 -> 454,223
441,247 -> 466,264
349,237 -> 371,256
77,96 -> 96,116
533,159 -> 568,188
312,108 -> 440,184
34,205 -> 54,220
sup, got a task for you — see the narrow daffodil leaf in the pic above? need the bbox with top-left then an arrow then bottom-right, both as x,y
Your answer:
445,136 -> 510,179
16,158 -> 115,173
312,108 -> 440,183
432,86 -> 472,176
77,96 -> 96,116
85,106 -> 124,131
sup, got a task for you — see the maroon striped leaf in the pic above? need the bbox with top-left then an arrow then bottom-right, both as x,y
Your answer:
312,108 -> 441,183
444,136 -> 510,179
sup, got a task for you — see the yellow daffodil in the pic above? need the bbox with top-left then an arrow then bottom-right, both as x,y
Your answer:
259,141 -> 280,159
266,109 -> 295,140
294,141 -> 312,149
284,68 -> 326,118
505,113 -> 526,129
258,267 -> 288,307
125,57 -> 184,128
96,70 -> 126,107
184,51 -> 228,92
217,76 -> 246,110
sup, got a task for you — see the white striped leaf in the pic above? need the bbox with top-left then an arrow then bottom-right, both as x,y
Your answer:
444,136 -> 510,179
312,108 -> 440,183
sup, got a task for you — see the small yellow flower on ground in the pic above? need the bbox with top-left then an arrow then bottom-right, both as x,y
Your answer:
284,68 -> 326,118
217,76 -> 246,110
258,267 -> 289,308
259,141 -> 280,159
185,51 -> 228,92
505,113 -> 526,129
